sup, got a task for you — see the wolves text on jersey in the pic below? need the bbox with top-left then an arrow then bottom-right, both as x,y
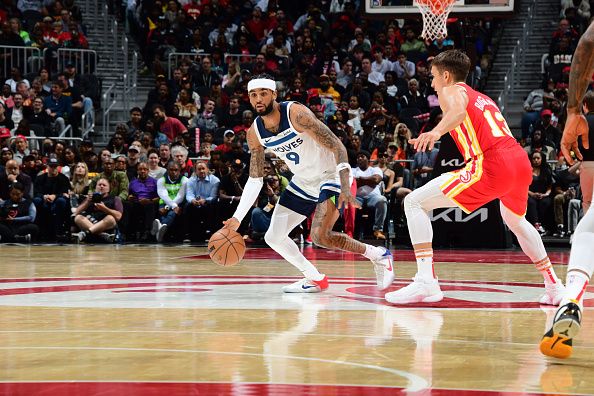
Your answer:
271,137 -> 304,153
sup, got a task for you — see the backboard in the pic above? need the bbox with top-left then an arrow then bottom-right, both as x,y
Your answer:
365,0 -> 516,15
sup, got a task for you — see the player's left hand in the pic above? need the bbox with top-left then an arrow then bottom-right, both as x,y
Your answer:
409,131 -> 441,152
337,191 -> 360,211
561,112 -> 589,165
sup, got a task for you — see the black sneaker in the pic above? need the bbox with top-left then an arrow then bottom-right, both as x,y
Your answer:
540,302 -> 582,359
14,234 -> 31,243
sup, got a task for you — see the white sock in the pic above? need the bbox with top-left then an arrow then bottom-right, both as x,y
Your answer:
415,247 -> 434,280
533,257 -> 561,285
561,271 -> 590,306
363,244 -> 385,261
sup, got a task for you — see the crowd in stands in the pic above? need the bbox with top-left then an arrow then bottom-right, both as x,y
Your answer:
1,0 -> 589,244
521,0 -> 594,239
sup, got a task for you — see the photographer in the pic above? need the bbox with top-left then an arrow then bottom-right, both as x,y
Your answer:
249,174 -> 281,241
72,177 -> 123,243
0,182 -> 39,243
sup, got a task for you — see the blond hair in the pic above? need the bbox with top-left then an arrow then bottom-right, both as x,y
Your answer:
70,162 -> 90,195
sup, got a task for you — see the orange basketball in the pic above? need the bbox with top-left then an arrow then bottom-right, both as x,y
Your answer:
208,228 -> 246,266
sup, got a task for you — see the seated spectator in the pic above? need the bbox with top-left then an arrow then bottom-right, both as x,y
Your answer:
147,149 -> 166,179
43,80 -> 72,135
527,151 -> 553,234
114,155 -> 127,173
249,173 -> 281,241
533,109 -> 562,150
0,159 -> 32,200
154,104 -> 187,143
552,158 -> 580,237
174,88 -> 198,126
127,162 -> 159,242
399,78 -> 429,114
412,145 -> 439,188
153,161 -> 188,243
184,160 -> 220,242
392,51 -> 416,80
192,99 -> 218,135
69,161 -> 90,212
25,96 -> 52,135
0,182 -> 39,243
352,151 -> 388,240
72,177 -> 123,243
216,130 -> 235,154
523,128 -> 557,162
5,67 -> 30,93
10,93 -> 26,126
0,103 -> 14,131
89,157 -> 129,201
106,128 -> 128,157
219,95 -> 243,130
218,159 -> 249,235
521,87 -> 548,142
400,28 -> 427,57
171,144 -> 193,178
33,156 -> 70,240
12,135 -> 30,165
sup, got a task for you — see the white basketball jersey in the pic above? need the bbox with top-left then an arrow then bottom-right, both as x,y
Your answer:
253,101 -> 338,201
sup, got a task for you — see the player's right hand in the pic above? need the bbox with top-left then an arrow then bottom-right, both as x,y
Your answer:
409,131 -> 440,152
561,112 -> 589,165
222,217 -> 240,231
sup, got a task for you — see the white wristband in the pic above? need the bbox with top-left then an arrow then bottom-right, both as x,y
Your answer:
336,162 -> 351,174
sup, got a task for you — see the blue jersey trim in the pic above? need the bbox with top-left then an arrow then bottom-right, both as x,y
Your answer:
254,101 -> 294,139
264,131 -> 297,147
289,181 -> 318,201
320,182 -> 341,190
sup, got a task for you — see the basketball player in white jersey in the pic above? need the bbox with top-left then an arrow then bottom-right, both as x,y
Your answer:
222,74 -> 394,292
540,21 -> 594,359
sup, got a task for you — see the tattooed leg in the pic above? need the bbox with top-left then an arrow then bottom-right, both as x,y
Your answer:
310,199 -> 366,254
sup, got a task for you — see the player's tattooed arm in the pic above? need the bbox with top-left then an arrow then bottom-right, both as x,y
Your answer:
567,21 -> 594,113
291,103 -> 351,190
246,125 -> 265,178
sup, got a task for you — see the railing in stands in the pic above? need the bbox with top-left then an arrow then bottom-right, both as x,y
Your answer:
497,1 -> 535,116
0,46 -> 43,78
81,106 -> 95,140
102,83 -> 117,140
167,52 -> 211,78
122,36 -> 138,114
56,48 -> 98,75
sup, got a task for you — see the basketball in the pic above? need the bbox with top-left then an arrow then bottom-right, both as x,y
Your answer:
208,228 -> 246,266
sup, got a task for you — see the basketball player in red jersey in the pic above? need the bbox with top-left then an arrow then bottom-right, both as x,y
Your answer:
540,21 -> 594,359
385,50 -> 565,305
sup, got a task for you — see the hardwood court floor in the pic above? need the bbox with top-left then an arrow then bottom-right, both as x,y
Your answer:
0,244 -> 592,396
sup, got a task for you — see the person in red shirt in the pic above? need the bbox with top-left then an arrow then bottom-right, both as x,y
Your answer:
215,130 -> 235,154
385,50 -> 564,306
153,104 -> 187,143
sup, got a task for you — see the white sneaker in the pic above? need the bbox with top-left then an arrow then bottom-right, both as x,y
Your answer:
156,223 -> 168,243
385,275 -> 444,304
371,248 -> 395,290
539,282 -> 566,305
151,219 -> 161,236
282,276 -> 328,293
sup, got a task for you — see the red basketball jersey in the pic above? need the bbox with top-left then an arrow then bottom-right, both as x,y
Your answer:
449,83 -> 518,161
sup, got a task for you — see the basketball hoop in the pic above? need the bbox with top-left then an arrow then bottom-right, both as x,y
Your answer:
415,0 -> 456,41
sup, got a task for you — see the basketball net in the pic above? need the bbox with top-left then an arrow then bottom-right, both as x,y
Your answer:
415,0 -> 455,41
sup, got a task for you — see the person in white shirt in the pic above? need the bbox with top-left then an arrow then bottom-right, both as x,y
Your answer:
371,47 -> 392,75
352,151 -> 388,240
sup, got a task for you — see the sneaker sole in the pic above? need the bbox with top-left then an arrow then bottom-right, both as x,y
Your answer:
540,329 -> 573,359
553,317 -> 581,340
282,287 -> 322,293
385,291 -> 444,304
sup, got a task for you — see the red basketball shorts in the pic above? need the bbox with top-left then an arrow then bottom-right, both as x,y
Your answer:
439,146 -> 532,216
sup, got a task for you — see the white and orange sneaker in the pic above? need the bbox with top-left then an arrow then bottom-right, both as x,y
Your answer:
371,248 -> 395,290
282,275 -> 329,293
385,275 -> 444,304
539,282 -> 565,305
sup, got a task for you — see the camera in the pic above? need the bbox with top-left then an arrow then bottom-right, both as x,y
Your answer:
91,192 -> 103,203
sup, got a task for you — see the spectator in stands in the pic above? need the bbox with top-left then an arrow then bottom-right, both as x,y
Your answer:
352,151 -> 388,240
317,74 -> 341,106
0,159 -> 32,200
69,161 -> 90,211
6,67 -> 30,93
219,158 -> 249,235
25,96 -> 51,135
43,80 -> 71,135
192,56 -> 221,96
400,28 -> 427,56
153,160 -> 188,243
106,128 -> 128,157
336,58 -> 354,90
0,182 -> 38,243
72,177 -> 123,243
12,135 -> 30,165
552,158 -> 580,237
125,107 -> 143,143
392,51 -> 415,80
360,56 -> 384,86
10,93 -> 26,126
59,145 -> 79,178
399,78 -> 429,114
215,129 -> 235,154
533,109 -> 562,150
127,162 -> 159,242
521,86 -> 549,142
153,104 -> 187,143
0,21 -> 25,48
147,149 -> 166,179
527,151 -> 553,235
125,143 -> 142,181
171,144 -> 193,178
185,160 -> 219,242
219,95 -> 243,130
158,143 -> 171,168
548,36 -> 574,83
412,144 -> 439,188
249,173 -> 281,241
33,156 -> 70,239
523,128 -> 557,162
174,88 -> 198,126
344,77 -> 371,111
114,155 -> 127,173
89,157 -> 129,201
192,98 -> 218,135
0,103 -> 14,131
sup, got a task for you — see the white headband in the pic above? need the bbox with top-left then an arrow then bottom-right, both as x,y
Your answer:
248,78 -> 276,92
